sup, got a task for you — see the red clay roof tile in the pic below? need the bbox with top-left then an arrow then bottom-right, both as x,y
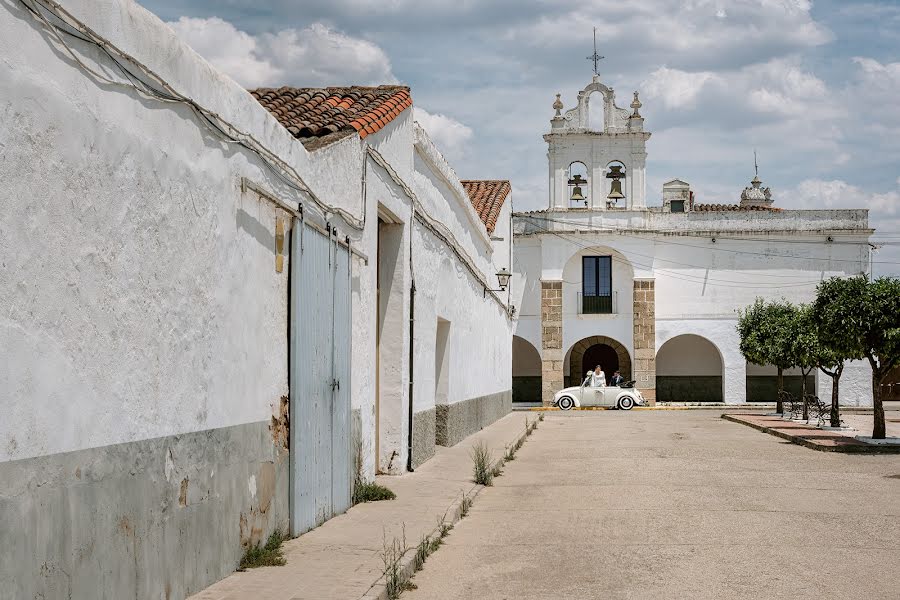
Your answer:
250,85 -> 412,148
460,180 -> 512,234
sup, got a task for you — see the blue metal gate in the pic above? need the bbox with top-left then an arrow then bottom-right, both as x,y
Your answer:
290,218 -> 352,536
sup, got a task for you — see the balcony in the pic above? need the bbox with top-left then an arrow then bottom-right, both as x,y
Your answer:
578,292 -> 616,315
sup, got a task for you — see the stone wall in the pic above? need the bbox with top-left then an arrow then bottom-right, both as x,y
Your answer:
633,279 -> 656,403
540,280 -> 564,405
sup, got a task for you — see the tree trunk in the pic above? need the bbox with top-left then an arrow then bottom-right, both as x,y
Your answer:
830,372 -> 841,428
801,368 -> 809,421
776,367 -> 784,413
872,369 -> 886,439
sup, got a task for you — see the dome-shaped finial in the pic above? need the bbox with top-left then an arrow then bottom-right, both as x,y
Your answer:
553,93 -> 564,116
630,91 -> 642,118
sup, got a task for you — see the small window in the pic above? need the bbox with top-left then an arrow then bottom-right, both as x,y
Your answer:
582,256 -> 613,314
670,200 -> 685,213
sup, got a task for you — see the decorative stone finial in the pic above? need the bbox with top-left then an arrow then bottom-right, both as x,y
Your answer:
740,165 -> 774,208
553,93 -> 563,116
630,91 -> 642,118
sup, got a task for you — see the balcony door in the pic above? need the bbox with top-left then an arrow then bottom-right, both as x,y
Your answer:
582,256 -> 612,314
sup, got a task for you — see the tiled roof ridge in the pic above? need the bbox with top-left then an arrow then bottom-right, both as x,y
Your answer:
460,180 -> 512,234
693,203 -> 781,212
250,85 -> 413,147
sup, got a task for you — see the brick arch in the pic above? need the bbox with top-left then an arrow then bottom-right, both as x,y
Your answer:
567,335 -> 631,384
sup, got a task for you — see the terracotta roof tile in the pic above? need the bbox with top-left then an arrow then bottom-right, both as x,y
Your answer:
250,85 -> 412,148
693,203 -> 781,212
460,180 -> 512,234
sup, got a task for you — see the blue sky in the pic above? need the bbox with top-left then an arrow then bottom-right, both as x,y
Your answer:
142,0 -> 900,275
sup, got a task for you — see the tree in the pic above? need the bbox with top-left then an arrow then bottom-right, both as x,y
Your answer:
813,276 -> 900,439
790,305 -> 819,421
738,299 -> 798,413
808,305 -> 862,428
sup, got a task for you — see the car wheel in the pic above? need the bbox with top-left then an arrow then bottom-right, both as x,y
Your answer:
617,396 -> 635,411
557,396 -> 575,411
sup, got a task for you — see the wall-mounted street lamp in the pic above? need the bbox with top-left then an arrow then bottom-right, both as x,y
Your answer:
484,267 -> 512,297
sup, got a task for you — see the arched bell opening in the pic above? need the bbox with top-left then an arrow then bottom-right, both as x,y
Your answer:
568,162 -> 589,209
606,160 -> 626,208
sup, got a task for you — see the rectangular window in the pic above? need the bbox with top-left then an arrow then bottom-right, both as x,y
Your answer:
582,256 -> 613,314
670,199 -> 685,213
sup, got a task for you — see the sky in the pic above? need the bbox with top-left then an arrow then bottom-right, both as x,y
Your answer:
141,0 -> 900,275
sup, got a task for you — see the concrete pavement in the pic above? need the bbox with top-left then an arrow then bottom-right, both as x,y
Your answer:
189,412 -> 534,600
404,410 -> 900,600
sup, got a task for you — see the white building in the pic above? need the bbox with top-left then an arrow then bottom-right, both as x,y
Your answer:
0,1 -> 511,597
511,74 -> 874,407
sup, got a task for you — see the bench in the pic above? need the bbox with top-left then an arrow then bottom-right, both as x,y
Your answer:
778,390 -> 803,420
804,394 -> 844,428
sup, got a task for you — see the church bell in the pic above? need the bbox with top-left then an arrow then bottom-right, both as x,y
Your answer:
568,174 -> 587,205
606,165 -> 625,201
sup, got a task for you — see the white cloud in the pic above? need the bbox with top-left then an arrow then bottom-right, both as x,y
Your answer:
784,179 -> 900,216
167,17 -> 396,88
641,67 -> 715,109
414,108 -> 473,160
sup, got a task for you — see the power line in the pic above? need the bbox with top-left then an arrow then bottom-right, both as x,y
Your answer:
516,214 -> 900,266
520,220 -> 830,289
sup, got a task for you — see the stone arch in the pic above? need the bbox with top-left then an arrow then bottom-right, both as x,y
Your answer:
656,334 -> 723,402
566,335 -> 631,385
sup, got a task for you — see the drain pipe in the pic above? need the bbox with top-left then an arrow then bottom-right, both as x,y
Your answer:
407,276 -> 416,472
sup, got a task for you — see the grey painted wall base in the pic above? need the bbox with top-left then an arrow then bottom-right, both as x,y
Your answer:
747,376 -> 816,403
0,421 -> 288,600
657,376 -> 724,402
513,376 -> 541,403
435,389 -> 512,447
411,408 -> 436,470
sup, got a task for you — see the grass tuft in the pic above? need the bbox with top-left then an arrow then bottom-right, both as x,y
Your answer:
471,440 -> 493,486
539,412 -> 545,422
353,481 -> 397,505
239,530 -> 287,570
459,493 -> 473,518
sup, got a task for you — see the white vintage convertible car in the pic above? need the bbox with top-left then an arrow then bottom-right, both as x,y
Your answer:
552,377 -> 645,410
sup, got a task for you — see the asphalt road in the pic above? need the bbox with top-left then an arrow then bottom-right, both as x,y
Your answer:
403,410 -> 900,600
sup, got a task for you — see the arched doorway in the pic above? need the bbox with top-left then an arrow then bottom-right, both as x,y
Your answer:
512,335 -> 541,403
567,336 -> 631,387
656,335 -> 723,402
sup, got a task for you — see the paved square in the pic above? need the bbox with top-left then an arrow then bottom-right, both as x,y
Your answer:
404,410 -> 900,600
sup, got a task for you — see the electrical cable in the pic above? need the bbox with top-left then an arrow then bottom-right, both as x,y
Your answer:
516,213 -> 900,266
20,0 -> 366,231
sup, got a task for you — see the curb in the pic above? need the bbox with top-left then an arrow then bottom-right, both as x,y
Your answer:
720,414 -> 900,454
359,418 -> 535,599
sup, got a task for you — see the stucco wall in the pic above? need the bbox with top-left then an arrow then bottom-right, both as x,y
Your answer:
0,0 -> 318,596
513,202 -> 873,407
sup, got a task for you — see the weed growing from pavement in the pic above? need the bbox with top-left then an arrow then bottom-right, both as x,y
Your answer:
353,481 -> 396,504
539,412 -> 545,422
504,443 -> 517,462
353,433 -> 396,504
471,440 -> 494,486
381,528 -> 407,600
239,530 -> 287,570
460,493 -> 473,518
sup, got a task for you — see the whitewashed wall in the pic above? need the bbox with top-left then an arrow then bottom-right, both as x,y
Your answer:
513,209 -> 874,405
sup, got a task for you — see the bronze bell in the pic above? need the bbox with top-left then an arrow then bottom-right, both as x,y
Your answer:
570,185 -> 585,202
606,165 -> 625,201
568,173 -> 588,204
607,179 -> 624,201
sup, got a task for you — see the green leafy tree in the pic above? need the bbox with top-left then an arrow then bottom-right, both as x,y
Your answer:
790,305 -> 819,421
813,276 -> 900,439
738,298 -> 798,413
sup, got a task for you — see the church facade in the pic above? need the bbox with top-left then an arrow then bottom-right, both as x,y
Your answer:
510,74 -> 875,406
